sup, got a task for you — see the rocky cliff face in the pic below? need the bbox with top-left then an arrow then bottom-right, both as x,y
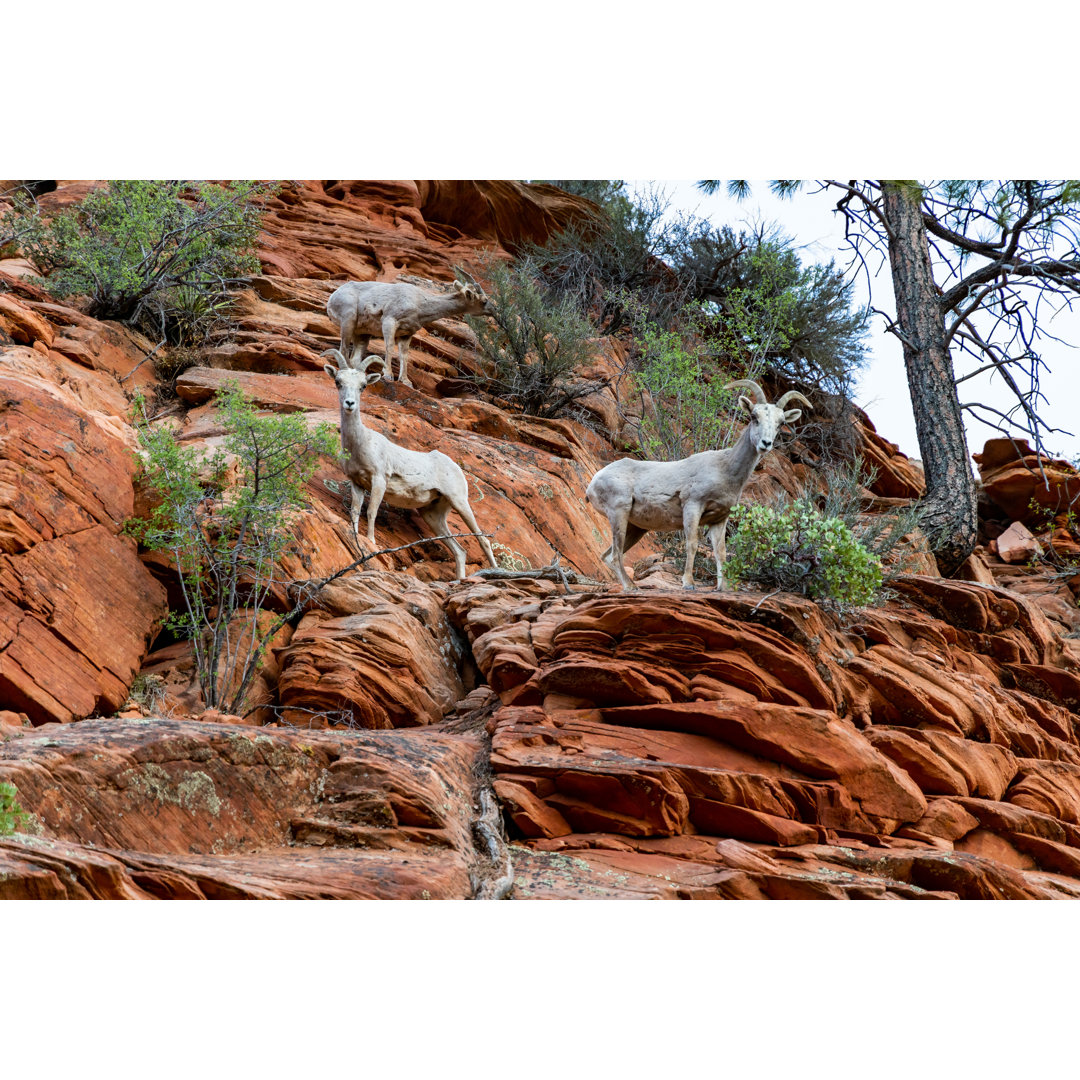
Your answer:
3,179 -> 1080,899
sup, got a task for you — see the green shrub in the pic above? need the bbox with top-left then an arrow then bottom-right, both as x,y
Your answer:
0,781 -> 30,837
10,180 -> 272,344
726,501 -> 884,605
465,258 -> 605,419
630,304 -> 748,460
127,384 -> 339,714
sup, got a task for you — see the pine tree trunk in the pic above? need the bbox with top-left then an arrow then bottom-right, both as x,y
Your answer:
880,181 -> 977,575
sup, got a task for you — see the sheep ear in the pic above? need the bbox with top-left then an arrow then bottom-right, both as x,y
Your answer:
323,363 -> 339,379
364,371 -> 383,387
784,408 -> 803,424
739,395 -> 755,416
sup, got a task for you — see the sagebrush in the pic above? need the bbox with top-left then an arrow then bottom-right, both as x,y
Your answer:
464,257 -> 605,419
9,180 -> 272,345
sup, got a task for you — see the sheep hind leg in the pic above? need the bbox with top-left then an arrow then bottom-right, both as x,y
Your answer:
380,317 -> 398,381
397,335 -> 414,388
338,313 -> 357,362
446,490 -> 497,570
420,497 -> 467,580
604,506 -> 636,590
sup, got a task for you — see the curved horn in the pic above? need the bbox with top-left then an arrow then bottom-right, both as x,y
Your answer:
723,379 -> 767,404
322,348 -> 348,370
777,390 -> 813,411
358,354 -> 384,374
453,264 -> 481,288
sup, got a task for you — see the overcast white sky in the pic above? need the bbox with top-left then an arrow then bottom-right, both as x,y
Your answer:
652,180 -> 1080,464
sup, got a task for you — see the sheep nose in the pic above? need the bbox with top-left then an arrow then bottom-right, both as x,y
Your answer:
344,399 -> 357,411
758,439 -> 773,451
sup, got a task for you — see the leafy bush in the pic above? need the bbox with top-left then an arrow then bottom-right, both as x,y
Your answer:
9,180 -> 271,344
127,385 -> 339,714
464,258 -> 605,419
726,501 -> 884,605
0,781 -> 30,836
630,303 -> 748,460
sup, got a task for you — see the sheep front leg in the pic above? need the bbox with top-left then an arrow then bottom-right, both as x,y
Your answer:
380,317 -> 398,381
365,474 -> 387,548
707,517 -> 730,591
348,481 -> 366,539
681,502 -> 704,589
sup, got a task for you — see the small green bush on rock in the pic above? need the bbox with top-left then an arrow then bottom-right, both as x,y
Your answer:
726,502 -> 883,606
0,781 -> 30,836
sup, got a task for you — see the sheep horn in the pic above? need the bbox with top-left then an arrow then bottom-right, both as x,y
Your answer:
359,355 -> 385,374
724,379 -> 767,404
322,348 -> 348,370
777,390 -> 813,411
453,264 -> 481,288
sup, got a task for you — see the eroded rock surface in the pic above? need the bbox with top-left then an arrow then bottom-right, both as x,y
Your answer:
0,717 -> 486,899
441,574 -> 1080,898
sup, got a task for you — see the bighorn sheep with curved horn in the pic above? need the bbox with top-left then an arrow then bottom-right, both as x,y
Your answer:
322,349 -> 499,579
326,268 -> 495,389
586,379 -> 812,590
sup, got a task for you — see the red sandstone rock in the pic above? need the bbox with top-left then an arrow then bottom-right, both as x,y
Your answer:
277,571 -> 466,728
0,294 -> 54,349
955,552 -> 997,586
996,521 -> 1040,564
855,418 -> 925,499
974,437 -> 1080,527
415,181 -> 603,255
0,716 -> 486,899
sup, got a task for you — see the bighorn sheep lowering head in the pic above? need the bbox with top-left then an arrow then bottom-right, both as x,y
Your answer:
326,269 -> 495,389
586,379 -> 812,590
322,348 -> 499,579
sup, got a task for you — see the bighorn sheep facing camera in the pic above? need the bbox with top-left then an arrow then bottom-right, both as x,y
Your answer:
326,270 -> 494,389
586,379 -> 812,590
323,349 -> 498,579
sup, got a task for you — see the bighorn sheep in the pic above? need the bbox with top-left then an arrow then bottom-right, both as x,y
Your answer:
586,380 -> 812,590
323,348 -> 499,579
326,270 -> 494,389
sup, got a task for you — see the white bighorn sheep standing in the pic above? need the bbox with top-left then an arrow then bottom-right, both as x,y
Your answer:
326,270 -> 494,389
586,380 -> 812,590
323,349 -> 499,579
